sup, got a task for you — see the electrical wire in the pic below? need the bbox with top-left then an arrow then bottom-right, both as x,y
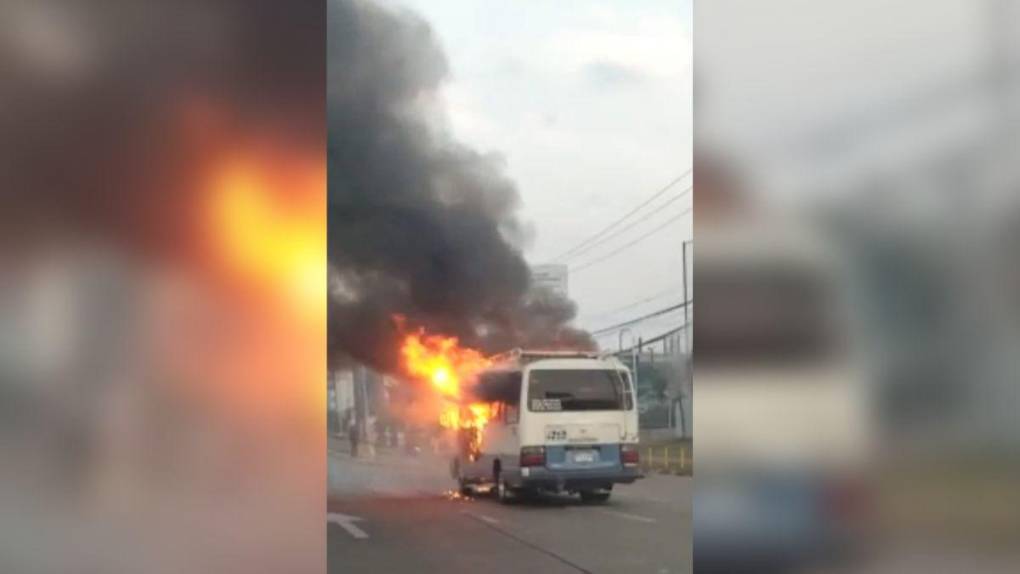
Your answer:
612,323 -> 688,355
557,187 -> 692,263
550,170 -> 691,262
590,300 -> 691,336
582,283 -> 683,322
570,205 -> 692,274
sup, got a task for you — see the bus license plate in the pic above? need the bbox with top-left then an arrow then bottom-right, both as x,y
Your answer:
571,450 -> 596,464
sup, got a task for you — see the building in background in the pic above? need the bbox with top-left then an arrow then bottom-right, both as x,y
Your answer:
531,263 -> 569,298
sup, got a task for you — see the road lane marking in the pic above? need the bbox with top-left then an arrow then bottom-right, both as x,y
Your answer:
460,510 -> 500,525
596,509 -> 657,524
327,512 -> 369,540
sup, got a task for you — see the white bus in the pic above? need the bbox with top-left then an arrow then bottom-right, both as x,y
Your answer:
451,350 -> 642,503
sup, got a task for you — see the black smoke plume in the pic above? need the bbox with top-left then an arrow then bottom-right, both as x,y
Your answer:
328,0 -> 593,371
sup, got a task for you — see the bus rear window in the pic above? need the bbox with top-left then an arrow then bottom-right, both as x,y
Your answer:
527,370 -> 624,411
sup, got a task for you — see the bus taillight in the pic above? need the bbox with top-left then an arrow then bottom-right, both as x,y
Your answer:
520,446 -> 546,467
621,444 -> 639,467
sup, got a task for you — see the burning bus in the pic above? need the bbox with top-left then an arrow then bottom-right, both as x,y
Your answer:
450,349 -> 641,504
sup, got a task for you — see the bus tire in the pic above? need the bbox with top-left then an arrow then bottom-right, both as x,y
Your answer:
451,458 -> 473,496
496,473 -> 516,504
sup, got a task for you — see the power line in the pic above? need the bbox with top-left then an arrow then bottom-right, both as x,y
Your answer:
550,170 -> 692,262
570,205 -> 692,274
560,191 -> 688,263
613,323 -> 688,356
590,300 -> 691,336
557,186 -> 692,263
583,282 -> 683,322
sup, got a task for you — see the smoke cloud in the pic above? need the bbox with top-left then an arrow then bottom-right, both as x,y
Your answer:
328,0 -> 593,371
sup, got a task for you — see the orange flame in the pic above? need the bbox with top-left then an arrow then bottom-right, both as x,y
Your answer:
399,328 -> 490,401
193,126 -> 325,417
438,402 -> 493,432
204,150 -> 326,317
397,324 -> 493,435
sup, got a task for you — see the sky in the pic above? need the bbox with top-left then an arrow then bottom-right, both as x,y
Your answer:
696,0 -> 993,202
393,0 -> 693,349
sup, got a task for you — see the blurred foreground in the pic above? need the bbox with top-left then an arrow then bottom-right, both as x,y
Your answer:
695,1 -> 1020,572
0,2 -> 324,573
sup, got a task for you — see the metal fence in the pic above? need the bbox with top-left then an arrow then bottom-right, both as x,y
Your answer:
640,443 -> 692,476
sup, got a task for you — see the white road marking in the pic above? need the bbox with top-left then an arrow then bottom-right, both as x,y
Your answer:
327,512 -> 369,539
461,510 -> 500,525
596,509 -> 657,524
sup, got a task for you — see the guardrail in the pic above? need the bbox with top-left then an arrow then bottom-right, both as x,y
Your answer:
640,445 -> 691,476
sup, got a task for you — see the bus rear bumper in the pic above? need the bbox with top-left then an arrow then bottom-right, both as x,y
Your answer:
505,466 -> 643,492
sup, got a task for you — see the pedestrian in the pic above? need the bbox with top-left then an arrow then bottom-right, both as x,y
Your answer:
348,420 -> 359,457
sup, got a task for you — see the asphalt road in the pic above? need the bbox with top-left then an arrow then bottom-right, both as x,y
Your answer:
328,443 -> 691,574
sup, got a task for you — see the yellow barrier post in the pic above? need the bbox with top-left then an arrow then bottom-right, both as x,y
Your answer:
664,447 -> 670,472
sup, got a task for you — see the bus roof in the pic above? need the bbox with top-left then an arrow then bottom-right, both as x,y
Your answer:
487,348 -> 626,370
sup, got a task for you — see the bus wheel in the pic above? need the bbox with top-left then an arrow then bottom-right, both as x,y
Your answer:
496,473 -> 516,504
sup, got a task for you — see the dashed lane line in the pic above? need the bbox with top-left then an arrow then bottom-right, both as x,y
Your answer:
595,509 -> 657,524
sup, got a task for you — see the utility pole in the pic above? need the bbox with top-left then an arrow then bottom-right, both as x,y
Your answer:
328,371 -> 340,434
359,367 -> 376,457
354,366 -> 373,443
677,393 -> 686,439
681,239 -> 692,439
353,366 -> 364,439
682,240 -> 691,356
633,336 -> 642,390
618,327 -> 632,352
